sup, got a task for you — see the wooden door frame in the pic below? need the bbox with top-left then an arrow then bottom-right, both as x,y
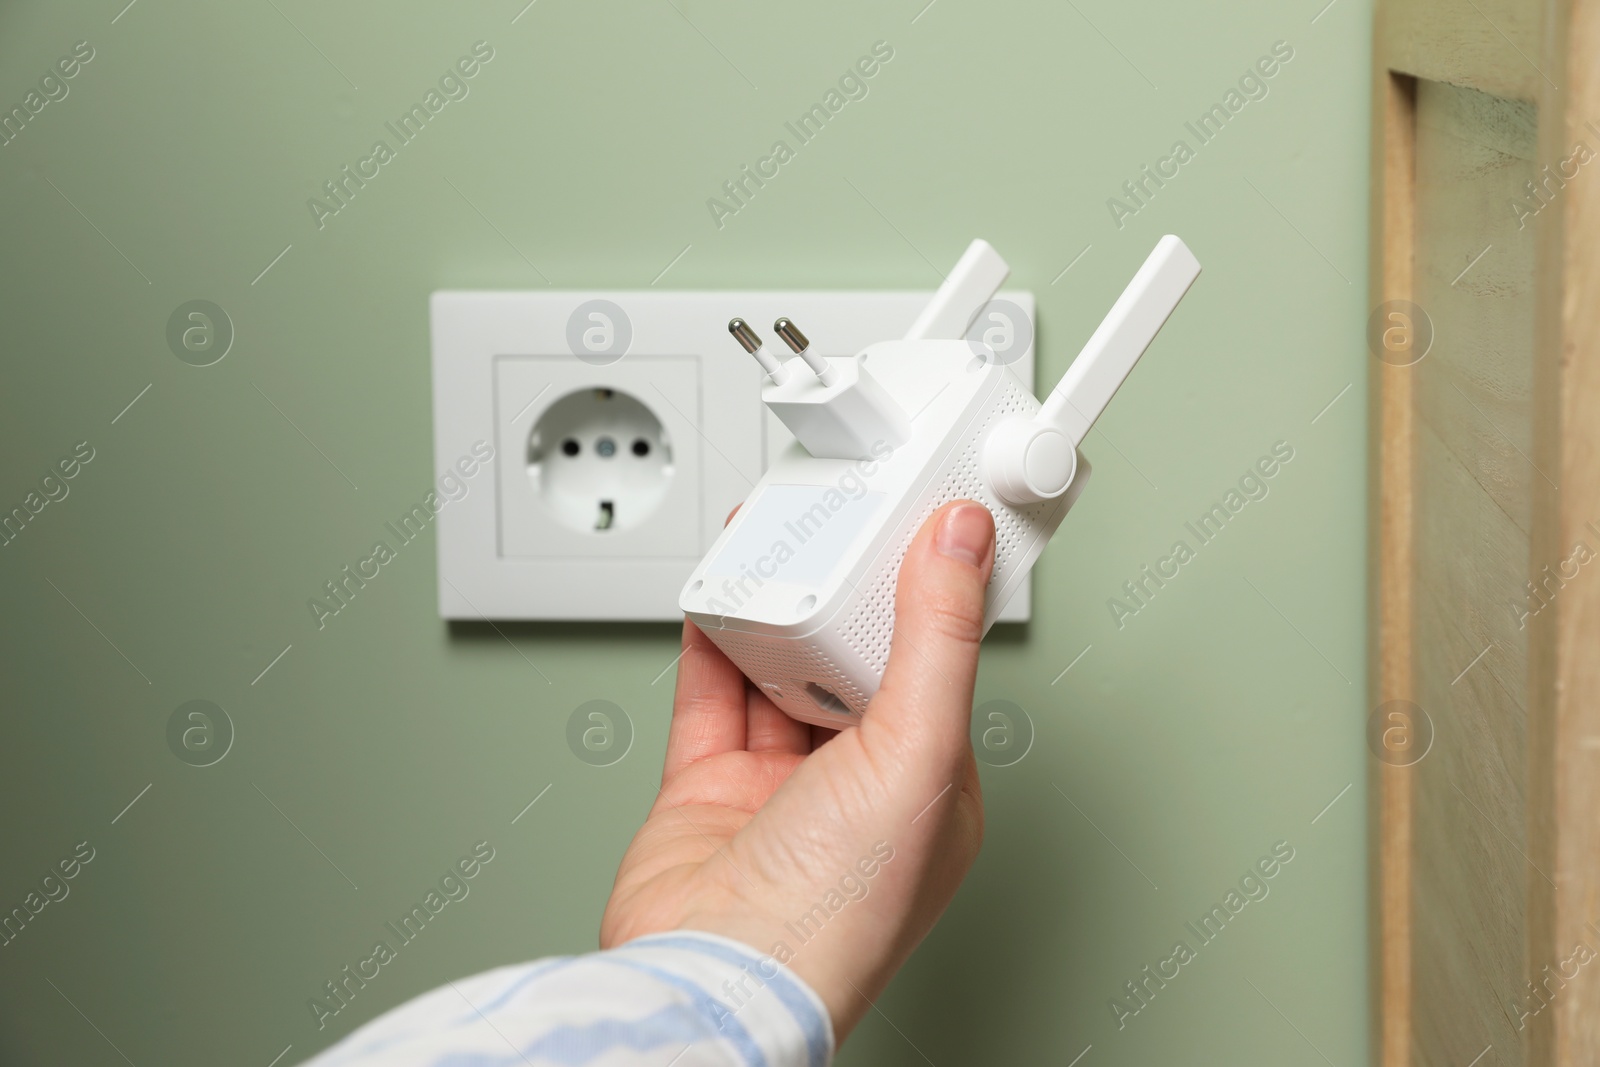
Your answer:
1368,0 -> 1600,1063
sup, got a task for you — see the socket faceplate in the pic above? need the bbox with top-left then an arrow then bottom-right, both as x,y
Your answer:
430,289 -> 1034,620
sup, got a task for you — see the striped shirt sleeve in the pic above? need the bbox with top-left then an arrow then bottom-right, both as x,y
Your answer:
296,931 -> 834,1067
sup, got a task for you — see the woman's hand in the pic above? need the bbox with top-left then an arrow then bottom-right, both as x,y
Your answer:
600,500 -> 996,1042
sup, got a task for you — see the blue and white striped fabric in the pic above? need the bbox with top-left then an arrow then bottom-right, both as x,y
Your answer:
298,932 -> 835,1067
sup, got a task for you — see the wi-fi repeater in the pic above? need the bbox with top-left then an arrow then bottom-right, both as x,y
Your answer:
679,236 -> 1201,728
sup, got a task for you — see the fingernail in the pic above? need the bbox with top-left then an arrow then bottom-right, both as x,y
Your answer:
936,503 -> 994,568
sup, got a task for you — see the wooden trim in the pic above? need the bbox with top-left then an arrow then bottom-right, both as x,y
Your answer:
1368,59 -> 1417,1067
1381,0 -> 1540,101
1372,0 -> 1600,1060
1528,0 -> 1600,1061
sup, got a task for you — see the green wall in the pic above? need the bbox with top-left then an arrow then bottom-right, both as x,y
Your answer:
0,0 -> 1371,1063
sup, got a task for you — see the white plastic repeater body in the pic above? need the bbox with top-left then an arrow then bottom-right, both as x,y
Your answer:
680,236 -> 1201,728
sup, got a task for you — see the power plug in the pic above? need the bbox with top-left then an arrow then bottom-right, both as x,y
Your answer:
729,317 -> 911,461
677,236 -> 1200,729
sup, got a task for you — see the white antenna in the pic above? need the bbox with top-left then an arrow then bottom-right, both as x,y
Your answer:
986,235 -> 1200,506
1043,235 -> 1199,443
904,239 -> 1010,341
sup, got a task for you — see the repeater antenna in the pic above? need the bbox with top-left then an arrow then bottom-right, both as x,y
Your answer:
985,235 -> 1201,505
903,239 -> 1010,342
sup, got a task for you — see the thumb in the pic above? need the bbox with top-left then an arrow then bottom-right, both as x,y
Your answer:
866,500 -> 996,758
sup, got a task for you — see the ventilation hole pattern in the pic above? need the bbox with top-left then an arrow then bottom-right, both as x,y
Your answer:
838,378 -> 1055,675
705,625 -> 871,715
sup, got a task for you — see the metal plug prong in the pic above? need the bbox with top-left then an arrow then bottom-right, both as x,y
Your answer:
728,318 -> 790,385
728,318 -> 761,353
774,317 -> 838,386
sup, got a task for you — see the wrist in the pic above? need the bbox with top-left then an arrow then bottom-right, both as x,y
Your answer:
622,929 -> 837,1064
672,914 -> 873,1042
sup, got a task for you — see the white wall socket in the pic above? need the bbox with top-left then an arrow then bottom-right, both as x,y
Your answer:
429,290 -> 1035,621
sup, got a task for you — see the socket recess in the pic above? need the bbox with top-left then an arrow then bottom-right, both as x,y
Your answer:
496,356 -> 701,558
430,289 -> 1035,621
529,387 -> 675,535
